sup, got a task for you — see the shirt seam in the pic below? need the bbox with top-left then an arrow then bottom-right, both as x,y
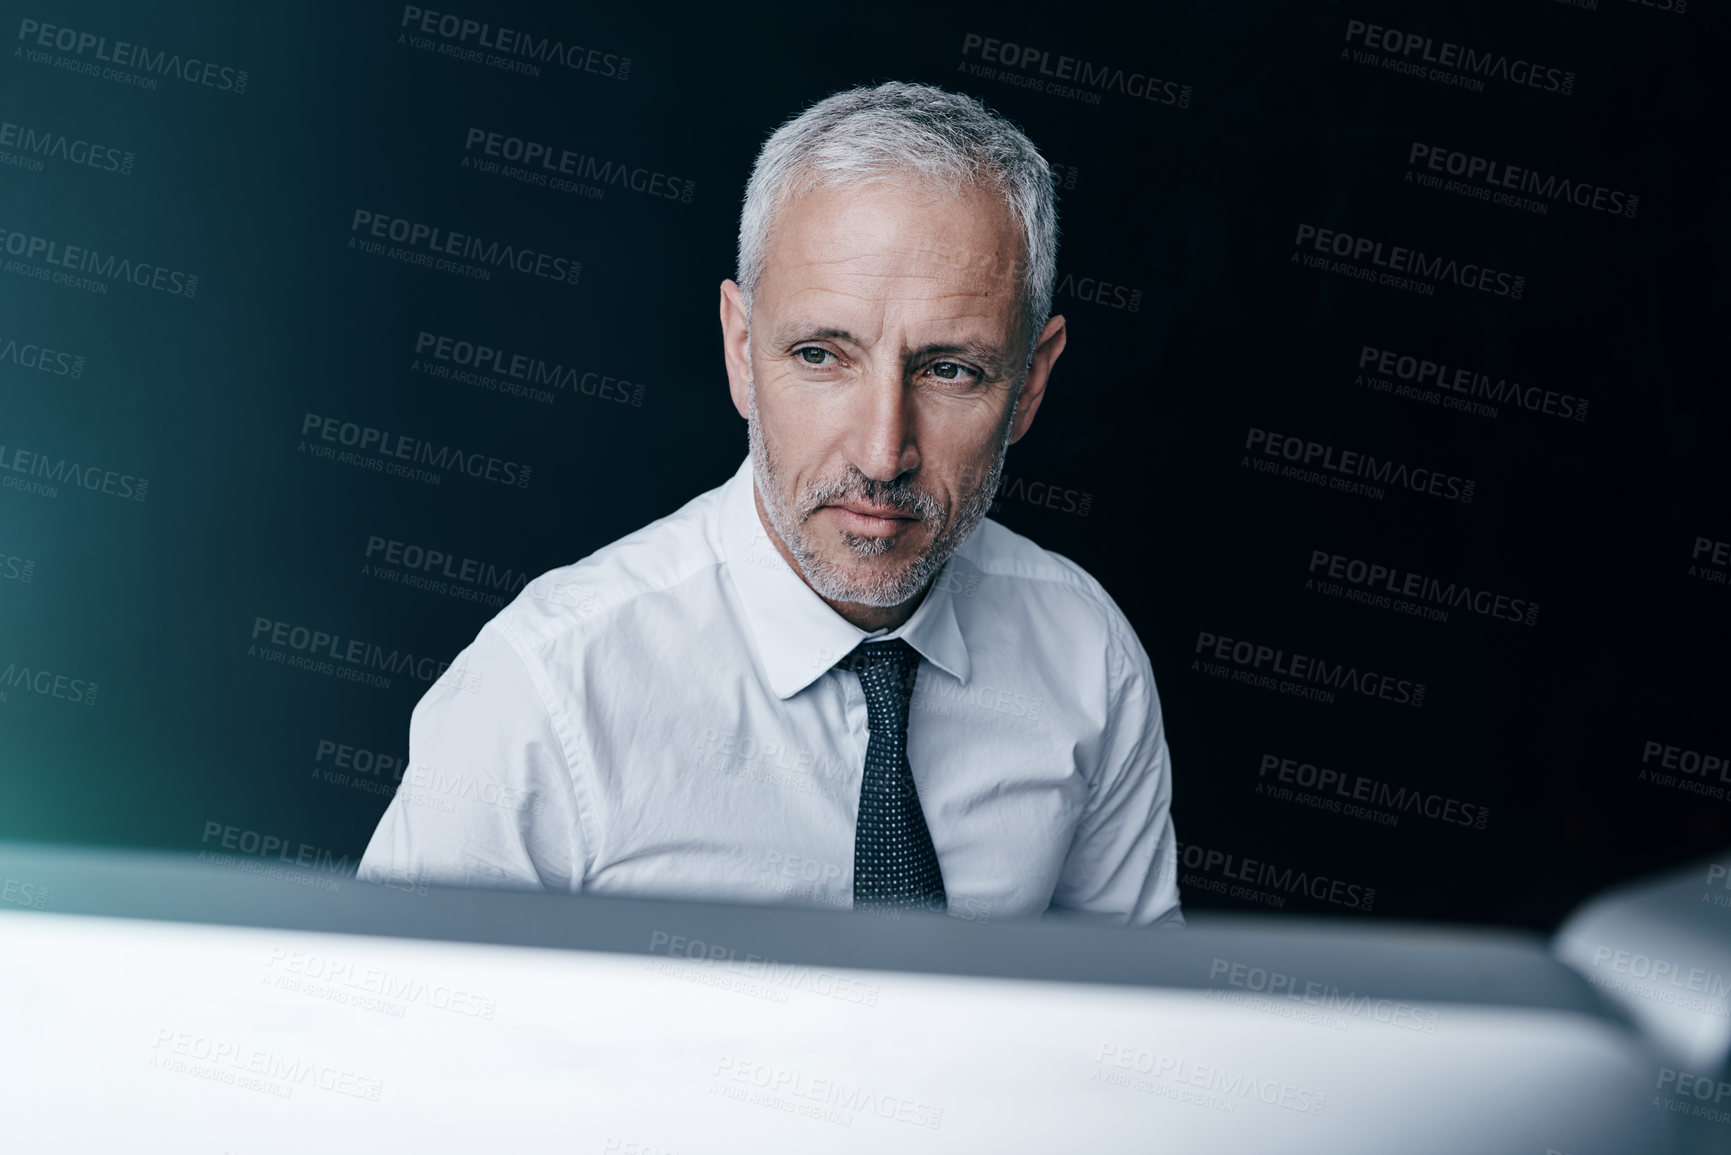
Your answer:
514,497 -> 731,654
522,557 -> 729,651
963,555 -> 1120,627
491,612 -> 599,889
1078,614 -> 1136,824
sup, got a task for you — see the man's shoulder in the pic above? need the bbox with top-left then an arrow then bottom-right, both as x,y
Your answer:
490,478 -> 731,654
963,520 -> 1159,719
962,516 -> 1127,629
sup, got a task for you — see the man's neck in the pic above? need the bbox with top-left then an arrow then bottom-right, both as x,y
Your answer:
752,483 -> 928,633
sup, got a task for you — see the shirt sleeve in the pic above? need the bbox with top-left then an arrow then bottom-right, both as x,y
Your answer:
1047,616 -> 1184,928
357,614 -> 588,894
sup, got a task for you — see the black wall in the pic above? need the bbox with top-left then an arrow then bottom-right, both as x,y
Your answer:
1,0 -> 1724,930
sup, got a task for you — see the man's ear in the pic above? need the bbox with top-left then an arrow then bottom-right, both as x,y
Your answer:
720,279 -> 752,420
1008,313 -> 1067,444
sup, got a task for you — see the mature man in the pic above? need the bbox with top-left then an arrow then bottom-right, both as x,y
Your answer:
359,81 -> 1183,927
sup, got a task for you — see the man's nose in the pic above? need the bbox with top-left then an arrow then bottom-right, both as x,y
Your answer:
846,365 -> 919,482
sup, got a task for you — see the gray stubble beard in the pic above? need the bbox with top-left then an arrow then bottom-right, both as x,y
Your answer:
746,371 -> 1014,609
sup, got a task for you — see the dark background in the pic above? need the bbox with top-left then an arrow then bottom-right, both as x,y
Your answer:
2,0 -> 1724,932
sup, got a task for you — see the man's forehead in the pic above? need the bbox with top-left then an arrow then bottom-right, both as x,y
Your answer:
792,234 -> 1017,276
768,181 -> 1024,278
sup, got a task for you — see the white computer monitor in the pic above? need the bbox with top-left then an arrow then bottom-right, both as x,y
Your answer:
0,842 -> 1683,1154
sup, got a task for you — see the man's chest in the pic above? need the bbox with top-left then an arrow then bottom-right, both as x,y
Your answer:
571,671 -> 1094,918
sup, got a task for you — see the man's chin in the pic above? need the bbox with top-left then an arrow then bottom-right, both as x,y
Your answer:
800,552 -> 927,608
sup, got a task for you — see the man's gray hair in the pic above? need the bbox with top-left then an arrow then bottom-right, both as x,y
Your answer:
736,81 -> 1059,368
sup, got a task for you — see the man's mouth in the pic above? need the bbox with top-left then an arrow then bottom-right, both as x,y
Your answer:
824,502 -> 916,536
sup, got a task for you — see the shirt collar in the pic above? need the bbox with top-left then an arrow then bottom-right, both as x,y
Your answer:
719,455 -> 972,700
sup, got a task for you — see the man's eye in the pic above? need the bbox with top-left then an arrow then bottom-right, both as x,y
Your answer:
795,347 -> 833,366
928,361 -> 976,382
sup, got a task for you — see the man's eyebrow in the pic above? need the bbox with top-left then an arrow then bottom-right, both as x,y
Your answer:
766,324 -> 1009,373
765,322 -> 854,348
915,340 -> 1008,371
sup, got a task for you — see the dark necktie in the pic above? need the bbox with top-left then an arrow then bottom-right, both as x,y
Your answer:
840,638 -> 947,912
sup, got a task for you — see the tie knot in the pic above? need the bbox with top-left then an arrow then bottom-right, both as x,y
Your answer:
839,639 -> 921,711
840,638 -> 918,676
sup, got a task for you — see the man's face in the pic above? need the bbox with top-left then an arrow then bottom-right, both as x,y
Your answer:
722,178 -> 1064,618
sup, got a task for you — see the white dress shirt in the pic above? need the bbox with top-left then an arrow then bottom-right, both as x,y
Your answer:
359,455 -> 1184,927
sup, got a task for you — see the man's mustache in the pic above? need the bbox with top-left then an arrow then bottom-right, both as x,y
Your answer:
801,475 -> 941,521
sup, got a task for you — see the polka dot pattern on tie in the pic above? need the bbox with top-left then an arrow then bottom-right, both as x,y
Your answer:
839,638 -> 947,913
